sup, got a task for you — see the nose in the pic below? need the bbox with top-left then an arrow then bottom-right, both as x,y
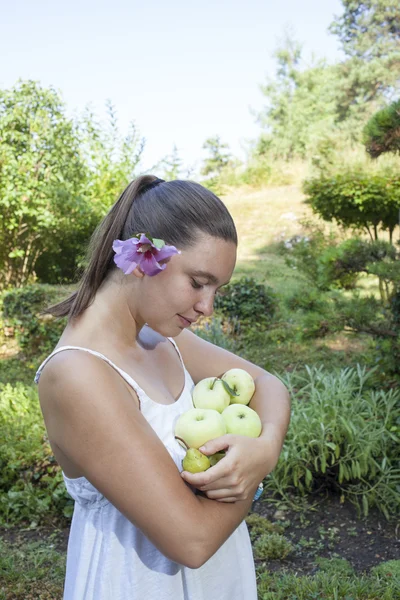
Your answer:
194,293 -> 214,318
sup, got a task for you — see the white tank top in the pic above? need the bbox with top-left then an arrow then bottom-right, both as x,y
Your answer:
35,340 -> 257,600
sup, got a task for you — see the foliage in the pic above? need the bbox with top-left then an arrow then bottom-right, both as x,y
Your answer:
256,565 -> 400,599
363,98 -> 400,158
303,170 -> 400,240
315,556 -> 355,577
2,284 -> 67,360
192,316 -> 236,352
334,293 -> 400,383
330,0 -> 400,62
157,144 -> 183,181
256,35 -> 345,162
0,80 -> 93,288
0,383 -> 72,526
77,101 -> 144,215
266,365 -> 400,520
214,276 -> 277,331
201,136 -> 234,178
0,83 -> 145,288
245,513 -> 284,541
253,532 -> 294,560
328,1 -> 400,124
0,537 -> 65,599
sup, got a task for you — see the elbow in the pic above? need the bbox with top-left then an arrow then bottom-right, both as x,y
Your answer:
180,546 -> 213,569
170,535 -> 215,569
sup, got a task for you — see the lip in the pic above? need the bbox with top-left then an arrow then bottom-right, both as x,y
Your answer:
178,314 -> 195,327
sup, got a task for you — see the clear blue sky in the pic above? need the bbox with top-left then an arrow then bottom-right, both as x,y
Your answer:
1,0 -> 344,175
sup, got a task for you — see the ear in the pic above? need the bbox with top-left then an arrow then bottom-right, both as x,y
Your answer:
131,264 -> 145,278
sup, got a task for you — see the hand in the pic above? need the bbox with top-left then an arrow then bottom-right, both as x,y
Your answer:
180,433 -> 280,503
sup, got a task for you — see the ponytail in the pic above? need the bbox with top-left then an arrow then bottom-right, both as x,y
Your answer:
45,175 -> 160,319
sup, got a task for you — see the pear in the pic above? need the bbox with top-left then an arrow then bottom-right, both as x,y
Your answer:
182,448 -> 211,473
209,451 -> 226,467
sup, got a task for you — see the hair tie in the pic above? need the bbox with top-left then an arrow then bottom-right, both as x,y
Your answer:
143,178 -> 165,194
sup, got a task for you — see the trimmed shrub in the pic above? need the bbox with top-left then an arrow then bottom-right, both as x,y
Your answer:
214,276 -> 277,330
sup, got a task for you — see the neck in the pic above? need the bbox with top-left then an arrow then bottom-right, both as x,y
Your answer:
65,273 -> 145,351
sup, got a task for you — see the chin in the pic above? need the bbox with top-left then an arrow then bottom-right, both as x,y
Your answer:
144,321 -> 180,338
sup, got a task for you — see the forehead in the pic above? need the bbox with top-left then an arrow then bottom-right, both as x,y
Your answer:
180,235 -> 237,281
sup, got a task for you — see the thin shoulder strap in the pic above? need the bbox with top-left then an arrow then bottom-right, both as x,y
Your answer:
34,345 -> 146,401
167,336 -> 185,368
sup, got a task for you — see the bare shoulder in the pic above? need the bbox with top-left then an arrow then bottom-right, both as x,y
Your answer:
174,328 -> 266,384
38,348 -> 136,411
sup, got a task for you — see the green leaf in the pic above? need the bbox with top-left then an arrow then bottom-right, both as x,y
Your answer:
152,237 -> 165,250
221,379 -> 239,397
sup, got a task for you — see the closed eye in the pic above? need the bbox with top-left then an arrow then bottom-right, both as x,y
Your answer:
191,279 -> 203,290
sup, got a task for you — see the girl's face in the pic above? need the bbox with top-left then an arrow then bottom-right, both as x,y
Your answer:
133,233 -> 237,337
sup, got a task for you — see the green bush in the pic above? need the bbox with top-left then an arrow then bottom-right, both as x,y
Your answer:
214,276 -> 277,331
245,513 -> 284,541
2,284 -> 68,359
0,383 -> 72,526
266,365 -> 400,520
253,532 -> 294,560
303,170 -> 400,240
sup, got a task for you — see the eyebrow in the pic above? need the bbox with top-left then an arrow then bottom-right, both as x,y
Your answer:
190,270 -> 229,286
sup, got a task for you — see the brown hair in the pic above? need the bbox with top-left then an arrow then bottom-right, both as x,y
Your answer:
46,175 -> 237,319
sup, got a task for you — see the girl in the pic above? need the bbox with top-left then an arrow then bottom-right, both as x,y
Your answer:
35,175 -> 290,599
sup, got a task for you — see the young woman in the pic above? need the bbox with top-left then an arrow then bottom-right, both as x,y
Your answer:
35,175 -> 290,599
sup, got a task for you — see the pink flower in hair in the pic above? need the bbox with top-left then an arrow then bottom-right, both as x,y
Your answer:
112,233 -> 180,276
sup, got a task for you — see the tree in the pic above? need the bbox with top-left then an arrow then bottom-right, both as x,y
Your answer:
256,35 -> 348,161
303,171 -> 400,242
330,0 -> 400,61
329,1 -> 400,120
363,99 -> 400,157
201,136 -> 232,177
78,101 -> 145,214
158,144 -> 183,180
0,80 -> 90,288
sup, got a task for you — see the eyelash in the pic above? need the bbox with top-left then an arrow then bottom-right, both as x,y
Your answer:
191,279 -> 225,296
191,279 -> 203,290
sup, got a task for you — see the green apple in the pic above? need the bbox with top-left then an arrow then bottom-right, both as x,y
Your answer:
209,451 -> 226,467
221,368 -> 256,405
182,448 -> 211,473
175,408 -> 226,449
222,404 -> 262,437
192,377 -> 231,413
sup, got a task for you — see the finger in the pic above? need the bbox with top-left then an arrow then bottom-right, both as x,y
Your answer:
198,434 -> 236,456
216,497 -> 237,503
205,488 -> 235,500
181,460 -> 232,487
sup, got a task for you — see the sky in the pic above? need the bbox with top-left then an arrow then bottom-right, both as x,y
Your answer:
1,0 -> 345,175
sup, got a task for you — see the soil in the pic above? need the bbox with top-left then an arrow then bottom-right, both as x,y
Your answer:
1,491 -> 398,576
254,491 -> 400,575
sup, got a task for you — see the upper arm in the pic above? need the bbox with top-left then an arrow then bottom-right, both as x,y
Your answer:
38,351 -> 207,566
174,328 -> 267,384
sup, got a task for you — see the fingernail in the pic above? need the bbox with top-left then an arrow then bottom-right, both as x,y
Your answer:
199,446 -> 206,452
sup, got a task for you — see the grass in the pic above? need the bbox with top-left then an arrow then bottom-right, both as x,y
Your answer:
0,537 -> 65,599
0,536 -> 398,600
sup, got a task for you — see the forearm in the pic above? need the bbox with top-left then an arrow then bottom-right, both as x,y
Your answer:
190,491 -> 255,565
250,372 -> 291,467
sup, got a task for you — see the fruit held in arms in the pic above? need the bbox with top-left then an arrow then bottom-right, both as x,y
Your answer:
182,448 -> 211,473
221,368 -> 256,405
222,404 -> 262,438
175,408 -> 226,449
209,451 -> 226,467
192,377 -> 231,413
